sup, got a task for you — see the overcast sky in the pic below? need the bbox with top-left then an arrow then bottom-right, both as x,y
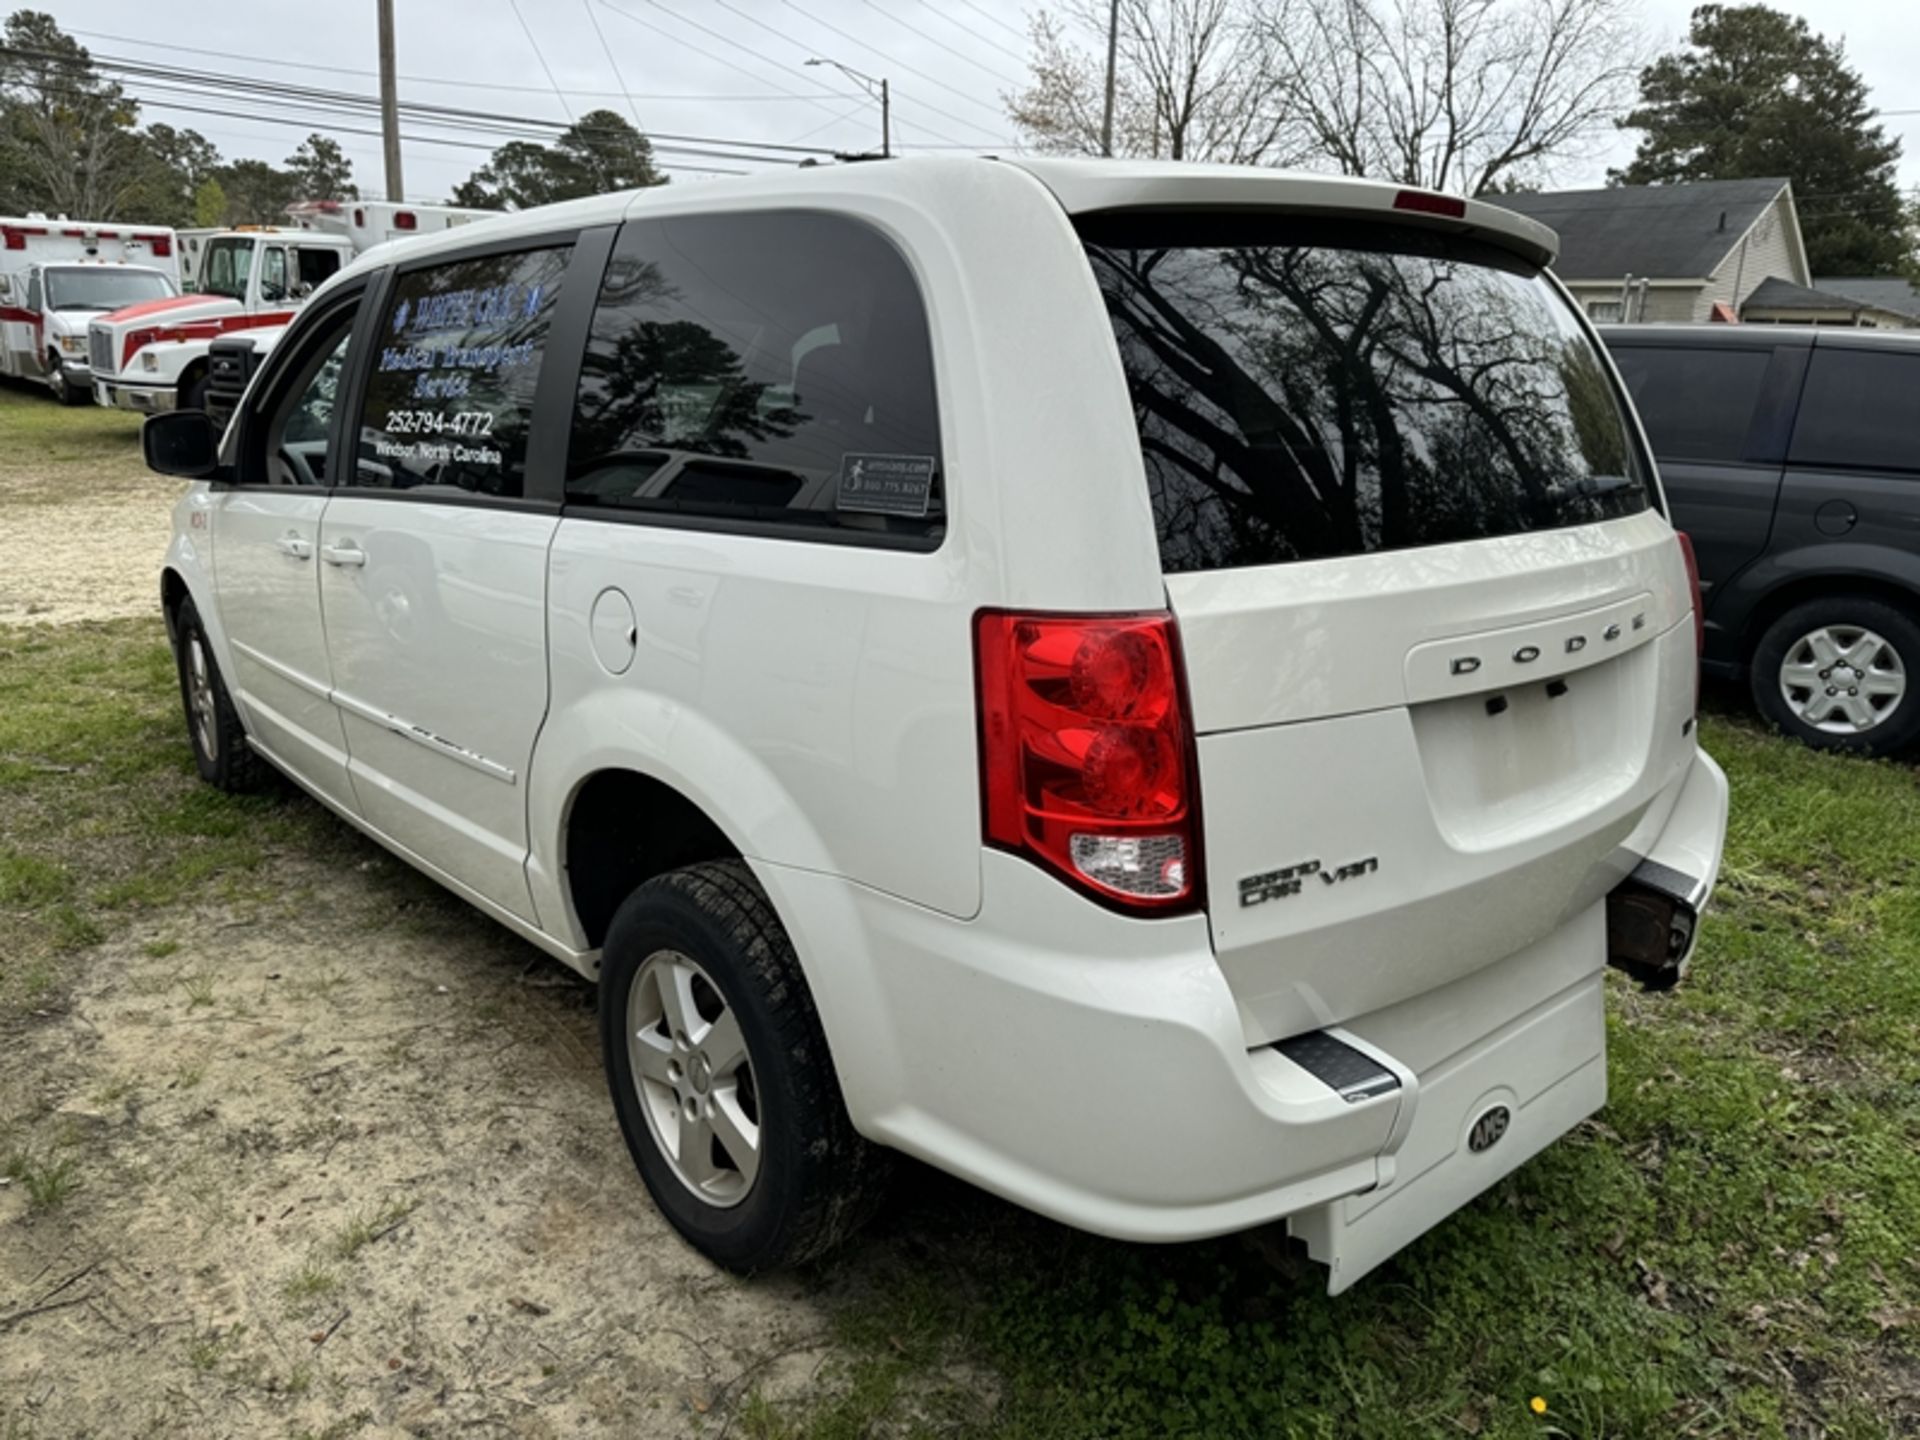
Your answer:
43,0 -> 1920,201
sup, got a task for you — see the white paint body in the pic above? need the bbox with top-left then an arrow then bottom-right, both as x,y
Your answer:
0,218 -> 178,395
161,157 -> 1729,1291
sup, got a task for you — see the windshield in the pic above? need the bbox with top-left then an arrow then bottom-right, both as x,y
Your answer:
1079,214 -> 1651,574
201,238 -> 254,302
45,267 -> 176,312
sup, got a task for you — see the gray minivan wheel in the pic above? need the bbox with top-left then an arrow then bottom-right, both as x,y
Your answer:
598,861 -> 888,1271
1751,596 -> 1920,756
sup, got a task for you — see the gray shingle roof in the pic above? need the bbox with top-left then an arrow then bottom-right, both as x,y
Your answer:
1810,276 -> 1920,320
1495,177 -> 1790,282
1742,277 -> 1867,313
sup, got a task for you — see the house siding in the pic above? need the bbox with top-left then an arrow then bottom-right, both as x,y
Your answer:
1697,194 -> 1803,320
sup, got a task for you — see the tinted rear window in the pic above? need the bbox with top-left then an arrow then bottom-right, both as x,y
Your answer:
1609,345 -> 1771,463
1789,348 -> 1920,473
1080,215 -> 1651,573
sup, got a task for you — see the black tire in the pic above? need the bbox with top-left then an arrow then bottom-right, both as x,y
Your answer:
172,598 -> 270,792
598,860 -> 888,1271
180,373 -> 210,413
1750,594 -> 1920,756
47,355 -> 84,405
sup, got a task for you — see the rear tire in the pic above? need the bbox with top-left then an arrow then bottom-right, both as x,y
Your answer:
173,598 -> 269,792
1750,595 -> 1920,756
598,861 -> 887,1271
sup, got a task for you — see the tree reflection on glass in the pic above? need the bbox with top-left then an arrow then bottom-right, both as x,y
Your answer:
1085,229 -> 1647,574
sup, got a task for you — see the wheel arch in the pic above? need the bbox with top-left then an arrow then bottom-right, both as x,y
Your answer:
1738,569 -> 1920,664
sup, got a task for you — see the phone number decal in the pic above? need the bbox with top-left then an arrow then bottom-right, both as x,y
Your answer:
381,408 -> 496,437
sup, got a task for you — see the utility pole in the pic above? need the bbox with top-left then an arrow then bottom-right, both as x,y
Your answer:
376,0 -> 404,202
1100,0 -> 1119,157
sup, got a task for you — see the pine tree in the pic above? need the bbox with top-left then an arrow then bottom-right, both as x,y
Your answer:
1616,4 -> 1907,276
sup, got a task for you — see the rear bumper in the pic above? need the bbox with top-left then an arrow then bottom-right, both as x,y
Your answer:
757,745 -> 1728,1279
93,377 -> 175,413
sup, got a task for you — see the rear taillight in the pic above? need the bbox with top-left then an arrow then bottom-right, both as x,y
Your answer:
975,611 -> 1201,913
394,210 -> 418,231
148,235 -> 172,257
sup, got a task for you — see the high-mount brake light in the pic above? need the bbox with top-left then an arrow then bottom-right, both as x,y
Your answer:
975,611 -> 1201,913
1392,189 -> 1468,219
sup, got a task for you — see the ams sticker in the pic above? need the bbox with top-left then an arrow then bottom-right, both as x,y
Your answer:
836,452 -> 936,518
1238,856 -> 1380,908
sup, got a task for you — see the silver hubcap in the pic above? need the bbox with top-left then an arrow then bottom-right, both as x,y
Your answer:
626,950 -> 759,1207
187,637 -> 219,758
1780,625 -> 1906,734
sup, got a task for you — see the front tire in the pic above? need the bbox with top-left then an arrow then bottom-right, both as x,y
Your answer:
172,598 -> 269,792
598,861 -> 887,1271
47,356 -> 83,405
1750,595 -> 1920,755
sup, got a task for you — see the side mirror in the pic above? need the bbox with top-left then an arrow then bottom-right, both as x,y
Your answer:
143,410 -> 222,479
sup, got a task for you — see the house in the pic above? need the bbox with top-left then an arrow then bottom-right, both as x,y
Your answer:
1497,177 -> 1809,324
1738,276 -> 1920,329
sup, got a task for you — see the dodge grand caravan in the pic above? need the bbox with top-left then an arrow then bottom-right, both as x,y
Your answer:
143,158 -> 1728,1292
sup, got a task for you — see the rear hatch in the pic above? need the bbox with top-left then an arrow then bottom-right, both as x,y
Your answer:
1076,206 -> 1698,1043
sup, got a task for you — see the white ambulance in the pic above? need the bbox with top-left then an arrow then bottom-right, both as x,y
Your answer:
89,202 -> 490,415
0,217 -> 180,403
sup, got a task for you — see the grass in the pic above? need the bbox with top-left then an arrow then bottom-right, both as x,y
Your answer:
0,613 -> 1915,1434
4,1148 -> 80,1211
0,382 -> 144,501
281,1259 -> 339,1307
0,618 -> 341,1023
330,1198 -> 417,1260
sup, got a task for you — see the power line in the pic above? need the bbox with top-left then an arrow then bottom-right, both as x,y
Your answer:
581,0 -> 645,131
777,0 -> 1014,129
905,0 -> 1033,68
696,0 -> 982,147
506,0 -> 575,123
60,25 -> 844,102
947,0 -> 1032,45
592,0 -> 848,124
24,79 -> 760,174
854,0 -> 1026,87
4,46 -> 845,159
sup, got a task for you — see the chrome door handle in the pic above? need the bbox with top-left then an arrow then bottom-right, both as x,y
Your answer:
275,533 -> 313,561
320,541 -> 366,568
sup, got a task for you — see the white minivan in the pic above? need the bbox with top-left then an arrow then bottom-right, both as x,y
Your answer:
143,158 -> 1727,1291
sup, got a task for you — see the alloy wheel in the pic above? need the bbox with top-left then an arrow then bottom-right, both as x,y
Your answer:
626,949 -> 760,1207
187,636 -> 220,759
1779,624 -> 1906,735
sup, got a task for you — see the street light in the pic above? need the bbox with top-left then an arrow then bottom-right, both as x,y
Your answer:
806,57 -> 890,159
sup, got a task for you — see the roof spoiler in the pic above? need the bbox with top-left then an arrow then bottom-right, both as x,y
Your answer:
1003,161 -> 1559,270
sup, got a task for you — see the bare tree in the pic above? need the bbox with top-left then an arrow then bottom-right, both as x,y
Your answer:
1007,0 -> 1303,164
1265,0 -> 1646,194
1007,0 -> 1644,193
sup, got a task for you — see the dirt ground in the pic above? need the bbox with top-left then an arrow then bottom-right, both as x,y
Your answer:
1,854 -> 875,1437
0,399 -> 936,1438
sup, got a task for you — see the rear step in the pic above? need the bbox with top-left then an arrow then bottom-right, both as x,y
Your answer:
1274,1032 -> 1403,1103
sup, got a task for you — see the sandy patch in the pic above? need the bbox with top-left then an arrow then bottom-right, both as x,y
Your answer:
0,854 -> 869,1437
0,455 -> 185,626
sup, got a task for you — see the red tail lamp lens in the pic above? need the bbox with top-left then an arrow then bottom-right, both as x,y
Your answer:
976,612 -> 1200,911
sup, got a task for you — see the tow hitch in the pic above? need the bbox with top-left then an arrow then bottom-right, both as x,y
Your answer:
1606,860 -> 1703,991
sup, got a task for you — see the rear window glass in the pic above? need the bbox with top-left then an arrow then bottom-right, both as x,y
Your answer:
1789,348 -> 1920,473
1080,215 -> 1651,573
1610,345 -> 1770,463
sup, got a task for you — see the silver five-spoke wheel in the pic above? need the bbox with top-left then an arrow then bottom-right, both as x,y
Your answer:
1779,624 -> 1906,735
627,949 -> 759,1206
187,635 -> 220,760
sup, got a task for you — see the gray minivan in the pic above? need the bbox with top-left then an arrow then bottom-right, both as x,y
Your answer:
1603,324 -> 1920,754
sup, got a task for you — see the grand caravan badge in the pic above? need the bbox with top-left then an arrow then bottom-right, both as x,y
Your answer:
1238,856 -> 1380,908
